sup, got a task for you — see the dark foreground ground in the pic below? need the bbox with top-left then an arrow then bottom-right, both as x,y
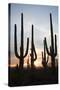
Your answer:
8,66 -> 58,87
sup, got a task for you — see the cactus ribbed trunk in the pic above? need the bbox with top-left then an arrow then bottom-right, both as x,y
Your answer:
31,25 -> 34,68
20,13 -> 24,68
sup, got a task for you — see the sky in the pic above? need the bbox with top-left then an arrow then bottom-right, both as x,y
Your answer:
9,3 -> 58,66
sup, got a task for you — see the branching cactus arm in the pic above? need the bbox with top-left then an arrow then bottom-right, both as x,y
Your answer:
24,38 -> 29,58
44,37 -> 51,56
14,24 -> 20,59
46,55 -> 49,64
54,34 -> 57,56
33,44 -> 37,60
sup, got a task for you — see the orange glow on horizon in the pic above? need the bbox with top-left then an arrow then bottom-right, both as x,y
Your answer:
9,64 -> 17,68
9,48 -> 58,68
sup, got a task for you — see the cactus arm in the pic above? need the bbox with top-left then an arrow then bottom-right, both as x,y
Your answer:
44,39 -> 46,60
42,51 -> 44,60
46,56 -> 49,64
46,60 -> 48,64
33,43 -> 37,60
23,38 -> 29,58
14,24 -> 20,59
45,37 -> 51,55
54,34 -> 57,56
50,46 -> 52,56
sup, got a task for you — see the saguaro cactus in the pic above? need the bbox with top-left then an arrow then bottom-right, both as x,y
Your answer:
14,13 -> 29,69
30,24 -> 37,68
42,39 -> 49,67
45,13 -> 57,68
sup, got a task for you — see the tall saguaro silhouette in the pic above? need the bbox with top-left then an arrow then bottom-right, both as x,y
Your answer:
30,25 -> 37,68
42,38 -> 49,67
14,13 -> 29,69
45,13 -> 57,68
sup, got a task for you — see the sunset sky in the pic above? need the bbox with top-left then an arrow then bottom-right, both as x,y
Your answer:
9,4 -> 58,67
